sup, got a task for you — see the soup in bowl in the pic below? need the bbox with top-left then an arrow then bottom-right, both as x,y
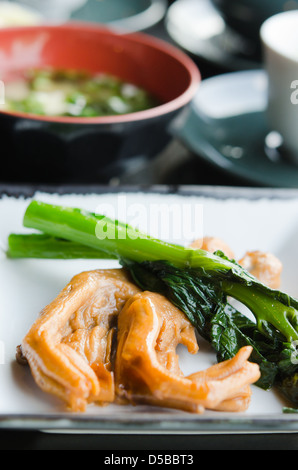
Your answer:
0,24 -> 200,183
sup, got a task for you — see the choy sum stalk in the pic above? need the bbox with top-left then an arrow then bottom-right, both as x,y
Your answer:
22,200 -> 195,267
7,233 -> 116,259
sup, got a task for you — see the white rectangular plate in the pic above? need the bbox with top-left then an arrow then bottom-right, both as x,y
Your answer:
1,186 -> 298,433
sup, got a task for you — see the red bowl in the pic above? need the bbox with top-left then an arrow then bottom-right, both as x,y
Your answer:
0,23 -> 200,183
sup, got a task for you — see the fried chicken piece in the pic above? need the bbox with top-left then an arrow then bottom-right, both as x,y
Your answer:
239,251 -> 283,289
115,291 -> 260,413
190,237 -> 282,289
20,269 -> 140,412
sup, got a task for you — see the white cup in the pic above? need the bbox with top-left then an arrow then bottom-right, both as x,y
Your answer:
261,11 -> 298,163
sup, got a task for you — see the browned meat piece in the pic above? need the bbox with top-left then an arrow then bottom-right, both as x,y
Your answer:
239,250 -> 283,289
115,291 -> 260,413
20,269 -> 140,412
187,347 -> 257,412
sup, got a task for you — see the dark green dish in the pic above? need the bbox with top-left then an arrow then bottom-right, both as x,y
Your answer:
71,0 -> 167,31
178,70 -> 298,188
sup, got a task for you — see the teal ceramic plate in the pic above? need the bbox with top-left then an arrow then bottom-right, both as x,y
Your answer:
178,70 -> 298,188
166,0 -> 260,71
71,0 -> 167,31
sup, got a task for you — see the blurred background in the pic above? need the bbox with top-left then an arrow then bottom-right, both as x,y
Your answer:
0,0 -> 297,188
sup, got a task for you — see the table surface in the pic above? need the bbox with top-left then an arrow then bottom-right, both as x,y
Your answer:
1,430 -> 298,450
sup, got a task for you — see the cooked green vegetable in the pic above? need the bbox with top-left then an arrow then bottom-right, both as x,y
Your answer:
22,200 -> 193,267
2,69 -> 158,117
9,199 -> 298,405
283,407 -> 298,414
7,233 -> 116,259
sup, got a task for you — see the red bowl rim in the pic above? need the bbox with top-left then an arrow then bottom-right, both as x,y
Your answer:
0,22 -> 201,124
